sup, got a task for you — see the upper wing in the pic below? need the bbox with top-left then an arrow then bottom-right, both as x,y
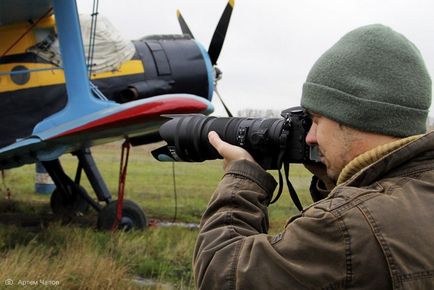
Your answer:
0,0 -> 52,26
0,94 -> 213,170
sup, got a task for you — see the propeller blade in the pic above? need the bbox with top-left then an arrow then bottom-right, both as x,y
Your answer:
176,9 -> 195,39
214,85 -> 233,117
208,0 -> 235,66
217,93 -> 233,117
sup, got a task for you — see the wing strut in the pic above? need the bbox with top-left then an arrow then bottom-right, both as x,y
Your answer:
33,0 -> 115,134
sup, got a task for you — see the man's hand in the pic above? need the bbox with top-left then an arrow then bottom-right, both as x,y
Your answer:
208,131 -> 257,170
304,162 -> 336,191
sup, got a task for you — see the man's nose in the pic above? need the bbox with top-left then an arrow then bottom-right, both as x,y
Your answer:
305,124 -> 317,145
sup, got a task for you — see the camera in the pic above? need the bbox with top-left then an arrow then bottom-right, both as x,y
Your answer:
152,107 -> 319,169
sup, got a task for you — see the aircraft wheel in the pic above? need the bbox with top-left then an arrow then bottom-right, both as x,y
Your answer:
97,199 -> 147,231
50,185 -> 89,215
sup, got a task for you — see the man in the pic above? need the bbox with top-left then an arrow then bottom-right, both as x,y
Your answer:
193,24 -> 434,289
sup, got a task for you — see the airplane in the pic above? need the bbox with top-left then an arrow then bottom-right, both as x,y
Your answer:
0,0 -> 234,230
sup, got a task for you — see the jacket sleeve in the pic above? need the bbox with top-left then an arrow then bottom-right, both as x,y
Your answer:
193,160 -> 348,290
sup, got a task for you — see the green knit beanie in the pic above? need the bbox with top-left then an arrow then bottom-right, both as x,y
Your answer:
301,24 -> 432,137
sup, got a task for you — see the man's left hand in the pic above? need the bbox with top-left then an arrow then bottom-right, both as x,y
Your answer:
208,131 -> 258,170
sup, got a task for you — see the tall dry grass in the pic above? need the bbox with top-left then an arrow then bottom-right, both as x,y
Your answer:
0,221 -> 198,289
0,225 -> 139,289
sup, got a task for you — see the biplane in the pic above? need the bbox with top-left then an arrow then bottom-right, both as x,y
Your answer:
0,0 -> 234,230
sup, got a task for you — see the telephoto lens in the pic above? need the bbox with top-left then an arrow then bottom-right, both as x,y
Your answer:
152,107 -> 318,169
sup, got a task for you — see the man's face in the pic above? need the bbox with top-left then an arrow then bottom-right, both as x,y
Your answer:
305,112 -> 360,181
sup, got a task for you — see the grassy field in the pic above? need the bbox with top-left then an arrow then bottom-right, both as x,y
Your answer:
0,142 -> 314,289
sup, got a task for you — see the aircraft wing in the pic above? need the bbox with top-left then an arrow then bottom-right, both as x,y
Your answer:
0,0 -> 52,26
0,94 -> 213,170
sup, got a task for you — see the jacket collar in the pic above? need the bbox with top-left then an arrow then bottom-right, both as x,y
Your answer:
337,131 -> 434,187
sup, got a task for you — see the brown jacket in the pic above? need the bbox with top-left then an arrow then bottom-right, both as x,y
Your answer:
193,131 -> 434,289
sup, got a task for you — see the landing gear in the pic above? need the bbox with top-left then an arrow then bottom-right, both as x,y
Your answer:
97,199 -> 148,231
50,184 -> 89,215
42,148 -> 147,230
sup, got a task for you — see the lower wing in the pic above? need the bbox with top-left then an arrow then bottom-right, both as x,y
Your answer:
0,94 -> 213,170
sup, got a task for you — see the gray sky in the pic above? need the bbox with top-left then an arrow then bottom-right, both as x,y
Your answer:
77,0 -> 434,117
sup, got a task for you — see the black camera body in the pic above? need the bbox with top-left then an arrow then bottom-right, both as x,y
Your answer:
152,107 -> 319,170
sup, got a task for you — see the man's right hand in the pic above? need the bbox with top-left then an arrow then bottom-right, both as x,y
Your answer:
304,162 -> 336,191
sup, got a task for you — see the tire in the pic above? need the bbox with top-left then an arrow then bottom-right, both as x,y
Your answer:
97,199 -> 147,231
50,185 -> 89,215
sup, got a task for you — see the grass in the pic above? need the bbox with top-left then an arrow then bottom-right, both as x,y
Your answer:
0,142 -> 314,289
0,226 -> 133,289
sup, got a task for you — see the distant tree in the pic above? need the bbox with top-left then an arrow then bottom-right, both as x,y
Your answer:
237,109 -> 280,118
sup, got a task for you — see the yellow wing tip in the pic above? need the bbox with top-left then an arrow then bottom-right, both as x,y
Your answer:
176,9 -> 181,17
229,0 -> 235,8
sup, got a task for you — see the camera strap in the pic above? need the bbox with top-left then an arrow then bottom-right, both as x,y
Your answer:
270,162 -> 284,204
270,158 -> 303,211
270,115 -> 304,211
270,163 -> 303,211
270,137 -> 287,204
284,162 -> 303,211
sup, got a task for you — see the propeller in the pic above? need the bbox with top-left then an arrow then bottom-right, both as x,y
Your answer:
176,0 -> 235,117
176,9 -> 195,39
177,0 -> 234,66
208,0 -> 234,66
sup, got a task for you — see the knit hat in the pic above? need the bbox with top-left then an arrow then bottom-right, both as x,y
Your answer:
301,24 -> 432,137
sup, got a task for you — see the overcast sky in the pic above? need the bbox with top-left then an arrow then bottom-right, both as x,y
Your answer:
77,0 -> 434,118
